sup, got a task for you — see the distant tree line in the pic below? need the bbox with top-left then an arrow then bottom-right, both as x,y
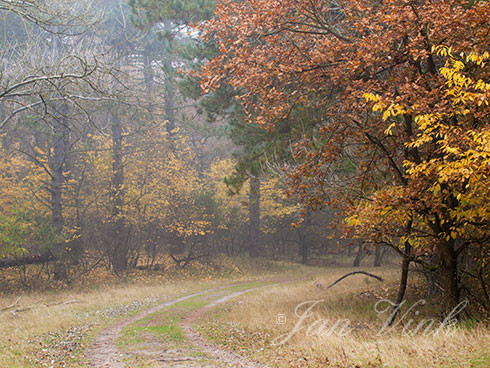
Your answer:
0,0 -> 360,288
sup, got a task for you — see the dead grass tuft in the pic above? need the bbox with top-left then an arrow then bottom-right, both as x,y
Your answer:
199,267 -> 490,368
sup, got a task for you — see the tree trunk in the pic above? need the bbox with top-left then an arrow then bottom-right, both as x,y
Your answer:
425,255 -> 440,298
249,175 -> 261,257
387,241 -> 411,326
50,109 -> 69,281
164,76 -> 176,133
143,45 -> 154,96
442,240 -> 461,316
298,228 -> 308,265
0,104 -> 9,149
161,20 -> 176,134
374,245 -> 382,267
297,215 -> 310,265
353,244 -> 363,267
110,110 -> 128,275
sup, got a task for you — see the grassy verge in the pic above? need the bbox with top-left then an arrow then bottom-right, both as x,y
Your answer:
197,267 -> 490,368
117,280 -> 278,368
0,279 -> 227,368
117,281 -> 278,352
0,257 -> 312,368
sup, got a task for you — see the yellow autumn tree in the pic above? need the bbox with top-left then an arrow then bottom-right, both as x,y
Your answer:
206,158 -> 301,234
348,47 -> 489,311
0,147 -> 55,258
124,123 -> 212,240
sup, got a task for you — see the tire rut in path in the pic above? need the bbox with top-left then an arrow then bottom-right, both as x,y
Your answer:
87,282 -> 275,368
87,284 -> 242,368
180,287 -> 271,368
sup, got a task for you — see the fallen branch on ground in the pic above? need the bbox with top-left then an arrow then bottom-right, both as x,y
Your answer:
0,296 -> 22,311
0,254 -> 54,268
44,300 -> 81,307
318,271 -> 384,290
1,298 -> 82,316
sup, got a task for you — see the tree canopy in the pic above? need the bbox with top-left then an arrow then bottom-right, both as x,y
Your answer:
199,0 -> 490,311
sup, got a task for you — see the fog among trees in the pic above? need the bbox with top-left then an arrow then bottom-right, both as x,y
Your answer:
0,0 -> 488,326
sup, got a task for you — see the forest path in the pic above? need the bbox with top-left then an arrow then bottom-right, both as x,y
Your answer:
87,280 -> 282,368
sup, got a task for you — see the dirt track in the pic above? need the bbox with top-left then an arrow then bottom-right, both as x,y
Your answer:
87,282 -> 273,368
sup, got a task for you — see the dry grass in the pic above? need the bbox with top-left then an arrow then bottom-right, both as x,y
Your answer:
0,254 -> 303,294
4,259 -> 486,368
0,256 -> 309,368
0,279 -> 229,368
199,267 -> 490,368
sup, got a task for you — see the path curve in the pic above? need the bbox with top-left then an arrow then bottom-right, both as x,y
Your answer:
181,286 -> 271,368
87,283 -> 246,368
